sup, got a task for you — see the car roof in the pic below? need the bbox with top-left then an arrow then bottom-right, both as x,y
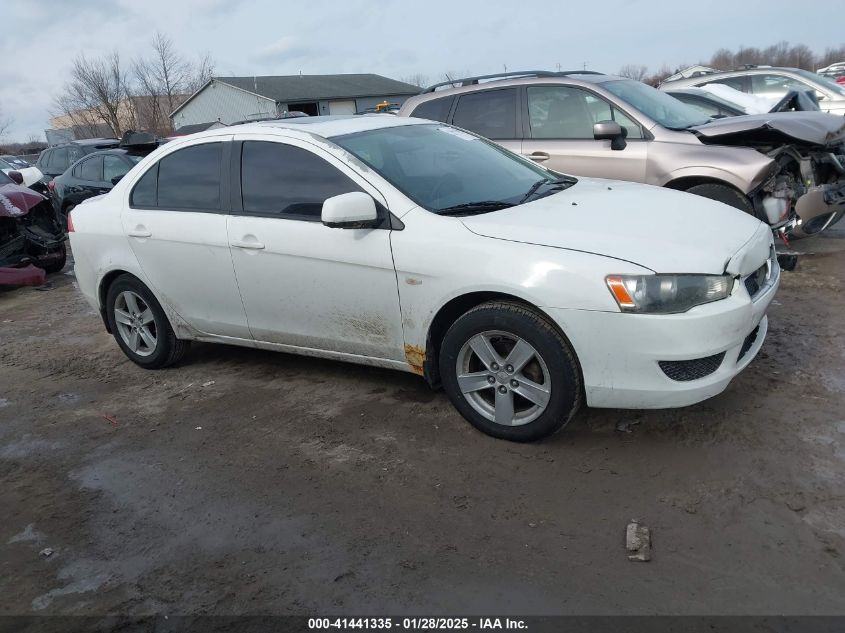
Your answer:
185,114 -> 432,141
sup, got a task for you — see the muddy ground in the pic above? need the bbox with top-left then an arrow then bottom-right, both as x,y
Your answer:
1,230 -> 844,617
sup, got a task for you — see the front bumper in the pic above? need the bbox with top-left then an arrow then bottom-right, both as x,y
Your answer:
544,260 -> 779,409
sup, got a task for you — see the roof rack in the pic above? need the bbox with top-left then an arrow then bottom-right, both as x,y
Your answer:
420,70 -> 604,93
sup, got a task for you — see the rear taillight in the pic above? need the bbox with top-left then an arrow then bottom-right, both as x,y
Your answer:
47,180 -> 55,192
66,210 -> 75,232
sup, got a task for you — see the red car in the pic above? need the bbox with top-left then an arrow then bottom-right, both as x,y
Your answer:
0,169 -> 67,285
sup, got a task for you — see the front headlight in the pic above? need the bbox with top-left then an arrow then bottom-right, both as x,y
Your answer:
606,274 -> 733,314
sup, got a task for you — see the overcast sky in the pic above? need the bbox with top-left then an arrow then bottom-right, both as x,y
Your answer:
1,0 -> 842,141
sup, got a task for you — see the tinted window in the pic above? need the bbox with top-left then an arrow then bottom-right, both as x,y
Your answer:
241,141 -> 361,220
703,76 -> 747,92
157,143 -> 221,210
452,89 -> 517,139
411,96 -> 454,123
79,156 -> 103,181
104,155 -> 131,182
527,86 -> 644,139
52,148 -> 69,172
130,163 -> 158,207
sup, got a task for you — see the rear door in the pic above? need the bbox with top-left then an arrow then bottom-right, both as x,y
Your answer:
122,136 -> 250,338
519,85 -> 647,182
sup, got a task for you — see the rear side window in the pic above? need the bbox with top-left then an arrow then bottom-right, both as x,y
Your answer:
410,96 -> 454,123
52,148 -> 69,172
76,156 -> 103,181
452,88 -> 517,139
240,141 -> 361,220
155,143 -> 222,210
702,76 -> 747,92
130,164 -> 157,207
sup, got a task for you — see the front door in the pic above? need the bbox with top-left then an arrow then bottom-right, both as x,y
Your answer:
520,85 -> 648,183
227,136 -> 405,361
122,137 -> 251,339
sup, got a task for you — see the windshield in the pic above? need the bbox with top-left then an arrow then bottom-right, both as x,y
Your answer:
602,79 -> 711,129
332,124 -> 571,213
0,169 -> 13,184
793,69 -> 845,96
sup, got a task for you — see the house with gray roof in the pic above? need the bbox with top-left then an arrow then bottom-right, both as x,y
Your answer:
169,74 -> 420,128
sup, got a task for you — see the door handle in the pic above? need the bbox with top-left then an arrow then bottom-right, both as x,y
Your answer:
528,152 -> 550,162
230,240 -> 265,250
128,227 -> 151,238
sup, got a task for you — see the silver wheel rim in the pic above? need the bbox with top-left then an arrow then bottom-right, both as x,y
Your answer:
456,330 -> 551,427
114,290 -> 157,357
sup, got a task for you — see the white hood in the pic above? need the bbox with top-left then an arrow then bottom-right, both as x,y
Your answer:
460,178 -> 768,275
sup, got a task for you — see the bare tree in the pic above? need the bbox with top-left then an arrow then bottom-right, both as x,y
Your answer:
400,73 -> 430,88
54,52 -> 135,138
618,64 -> 649,81
133,33 -> 215,134
0,106 -> 11,138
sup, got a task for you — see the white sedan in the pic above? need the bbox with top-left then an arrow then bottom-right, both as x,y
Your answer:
69,116 -> 779,441
0,155 -> 44,187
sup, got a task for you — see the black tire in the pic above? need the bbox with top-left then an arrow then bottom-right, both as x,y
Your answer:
105,274 -> 189,369
439,301 -> 582,442
42,242 -> 67,274
685,183 -> 754,214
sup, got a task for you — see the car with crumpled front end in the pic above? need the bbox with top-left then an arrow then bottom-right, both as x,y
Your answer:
69,116 -> 778,442
399,71 -> 845,241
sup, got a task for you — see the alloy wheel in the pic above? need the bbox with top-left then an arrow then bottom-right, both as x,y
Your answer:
114,290 -> 157,357
456,330 -> 551,426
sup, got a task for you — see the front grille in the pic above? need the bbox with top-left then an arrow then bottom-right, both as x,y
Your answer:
737,325 -> 760,362
659,352 -> 726,382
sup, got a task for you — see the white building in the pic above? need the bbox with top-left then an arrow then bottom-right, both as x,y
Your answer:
170,74 -> 420,128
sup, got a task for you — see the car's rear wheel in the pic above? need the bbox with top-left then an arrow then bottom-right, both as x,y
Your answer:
439,301 -> 582,442
105,275 -> 189,368
685,183 -> 754,214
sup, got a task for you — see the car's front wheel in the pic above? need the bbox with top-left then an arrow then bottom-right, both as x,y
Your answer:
439,301 -> 582,442
105,274 -> 189,368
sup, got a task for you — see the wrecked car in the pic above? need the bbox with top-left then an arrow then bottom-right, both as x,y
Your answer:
70,117 -> 777,442
398,71 -> 845,242
0,169 -> 67,282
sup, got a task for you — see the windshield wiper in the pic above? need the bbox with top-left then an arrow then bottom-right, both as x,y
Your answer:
519,177 -> 577,204
437,201 -> 513,216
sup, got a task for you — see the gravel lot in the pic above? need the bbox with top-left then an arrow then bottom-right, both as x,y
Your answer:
1,230 -> 844,616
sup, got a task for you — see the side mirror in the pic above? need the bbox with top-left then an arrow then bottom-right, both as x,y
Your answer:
321,191 -> 379,229
111,175 -> 124,185
8,171 -> 24,185
593,120 -> 627,150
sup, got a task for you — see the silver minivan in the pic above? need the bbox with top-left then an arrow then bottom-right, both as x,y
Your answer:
399,71 -> 845,239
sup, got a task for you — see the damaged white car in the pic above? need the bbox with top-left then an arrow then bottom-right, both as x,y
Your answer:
69,116 -> 778,441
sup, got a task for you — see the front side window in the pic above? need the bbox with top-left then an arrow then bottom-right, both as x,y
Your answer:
332,123 -> 565,213
240,141 -> 361,220
452,88 -> 517,139
750,74 -> 813,98
157,143 -> 222,210
528,86 -> 644,139
410,96 -> 454,123
104,155 -> 132,182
